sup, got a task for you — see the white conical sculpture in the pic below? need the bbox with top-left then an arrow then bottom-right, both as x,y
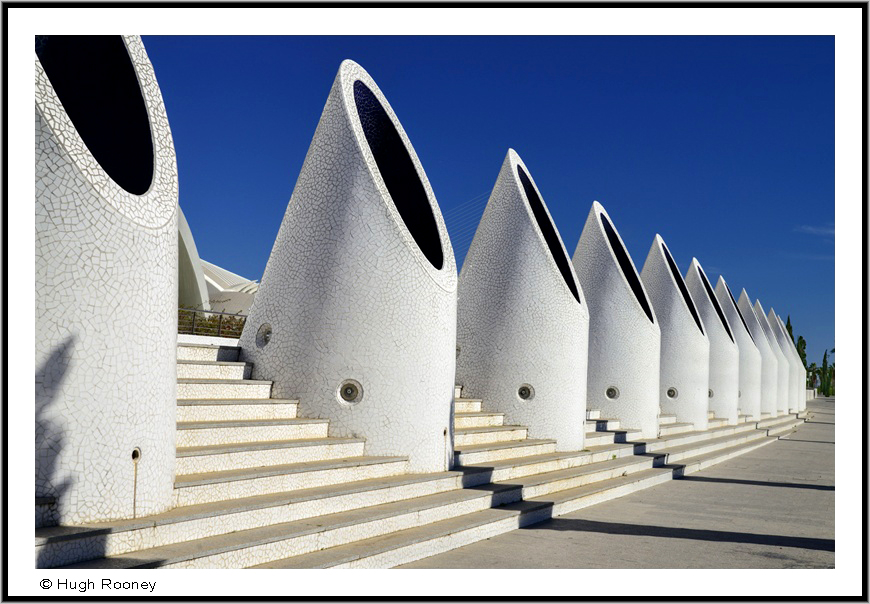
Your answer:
776,313 -> 808,412
754,300 -> 790,416
572,202 -> 661,439
35,36 -> 178,524
737,290 -> 779,416
768,308 -> 802,413
714,277 -> 762,421
456,150 -> 589,451
640,237 -> 710,431
238,60 -> 457,473
685,260 -> 739,425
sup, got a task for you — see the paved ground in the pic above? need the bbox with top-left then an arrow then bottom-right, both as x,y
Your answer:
400,398 -> 834,569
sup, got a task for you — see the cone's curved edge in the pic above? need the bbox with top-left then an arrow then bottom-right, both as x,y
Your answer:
640,236 -> 710,430
178,205 -> 210,311
775,313 -> 808,411
238,60 -> 457,473
457,150 -> 589,450
686,260 -> 739,425
35,35 -> 178,525
767,307 -> 803,413
753,299 -> 790,415
714,277 -> 762,421
572,202 -> 660,439
737,290 -> 779,416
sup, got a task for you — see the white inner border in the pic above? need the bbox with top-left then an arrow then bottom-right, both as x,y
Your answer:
9,7 -> 860,598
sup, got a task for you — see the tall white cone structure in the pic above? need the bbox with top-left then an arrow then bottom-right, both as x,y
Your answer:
456,150 -> 589,451
640,237 -> 710,431
178,205 -> 210,310
777,314 -> 808,412
767,308 -> 801,413
714,277 -> 762,421
754,300 -> 789,415
685,260 -> 739,425
238,60 -> 457,473
35,36 -> 178,523
737,290 -> 779,416
572,202 -> 660,439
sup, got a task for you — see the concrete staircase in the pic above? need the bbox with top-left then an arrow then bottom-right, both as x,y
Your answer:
35,345 -> 806,569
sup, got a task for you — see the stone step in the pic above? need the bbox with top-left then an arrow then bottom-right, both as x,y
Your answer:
650,427 -> 770,465
738,414 -> 753,423
454,439 -> 558,466
176,418 -> 329,447
760,412 -> 773,418
757,415 -> 802,430
36,497 -> 58,529
706,417 -> 728,429
176,360 -> 252,380
585,419 -> 620,433
453,425 -> 528,447
176,343 -> 241,362
256,437 -> 777,569
173,456 -> 409,507
707,410 -> 715,419
176,437 -> 366,474
176,399 -> 298,422
658,413 -> 677,425
583,429 -> 644,447
641,421 -> 759,452
658,422 -> 695,437
763,416 -> 804,437
36,467 -> 472,568
454,399 -> 482,414
454,385 -> 463,399
454,412 -> 505,429
586,409 -> 601,420
177,378 -> 272,400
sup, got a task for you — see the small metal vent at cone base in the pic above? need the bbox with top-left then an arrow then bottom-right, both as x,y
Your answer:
517,384 -> 534,400
339,380 -> 363,404
606,386 -> 620,400
667,387 -> 678,399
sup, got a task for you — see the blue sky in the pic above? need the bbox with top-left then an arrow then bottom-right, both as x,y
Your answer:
141,35 -> 834,365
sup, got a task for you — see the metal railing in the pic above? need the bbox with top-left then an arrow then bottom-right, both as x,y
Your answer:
178,308 -> 247,338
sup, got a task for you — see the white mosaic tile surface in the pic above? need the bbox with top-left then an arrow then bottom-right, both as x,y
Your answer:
714,277 -> 763,421
753,300 -> 791,414
571,202 -> 661,439
456,150 -> 589,451
767,308 -> 804,413
238,60 -> 457,473
640,236 -> 710,432
35,36 -> 178,524
685,260 -> 740,425
737,291 -> 780,416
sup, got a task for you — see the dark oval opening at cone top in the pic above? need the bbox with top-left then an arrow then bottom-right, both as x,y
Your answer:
696,264 -> 733,343
516,165 -> 580,304
36,36 -> 154,196
724,281 -> 755,343
599,212 -> 655,324
353,80 -> 443,270
660,242 -> 704,335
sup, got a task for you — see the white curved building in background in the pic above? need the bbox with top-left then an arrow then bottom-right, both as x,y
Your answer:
572,202 -> 660,439
178,205 -> 210,311
238,60 -> 457,473
714,277 -> 762,421
686,260 -> 739,425
640,237 -> 710,431
456,150 -> 588,451
35,35 -> 178,524
737,290 -> 779,417
201,259 -> 259,315
754,300 -> 790,416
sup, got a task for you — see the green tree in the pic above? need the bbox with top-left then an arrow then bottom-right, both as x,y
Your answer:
820,349 -> 829,396
807,362 -> 818,388
786,316 -> 795,343
796,335 -> 807,368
